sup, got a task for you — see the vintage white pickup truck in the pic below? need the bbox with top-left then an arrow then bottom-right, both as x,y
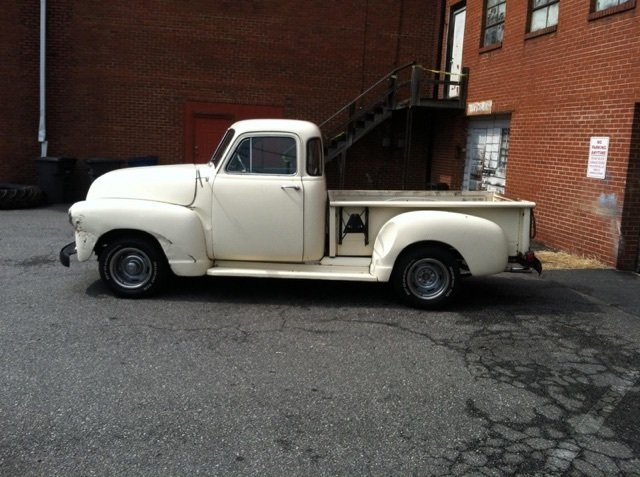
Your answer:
60,119 -> 541,309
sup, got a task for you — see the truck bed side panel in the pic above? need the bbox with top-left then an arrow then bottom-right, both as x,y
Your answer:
370,210 -> 509,281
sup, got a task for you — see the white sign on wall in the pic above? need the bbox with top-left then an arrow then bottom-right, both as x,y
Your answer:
587,136 -> 609,179
466,100 -> 493,116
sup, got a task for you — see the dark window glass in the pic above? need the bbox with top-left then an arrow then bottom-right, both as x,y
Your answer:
226,136 -> 297,175
306,138 -> 323,177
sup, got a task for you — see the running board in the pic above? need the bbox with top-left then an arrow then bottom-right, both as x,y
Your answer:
206,257 -> 377,282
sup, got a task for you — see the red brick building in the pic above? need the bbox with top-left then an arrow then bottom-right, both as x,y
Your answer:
1,1 -> 451,192
3,1 -> 639,270
443,0 -> 640,269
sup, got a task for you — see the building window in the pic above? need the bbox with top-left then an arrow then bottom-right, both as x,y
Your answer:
589,0 -> 636,19
530,0 -> 559,32
593,0 -> 632,11
483,0 -> 506,47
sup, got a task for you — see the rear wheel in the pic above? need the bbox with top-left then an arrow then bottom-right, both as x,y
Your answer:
99,236 -> 169,298
392,246 -> 459,309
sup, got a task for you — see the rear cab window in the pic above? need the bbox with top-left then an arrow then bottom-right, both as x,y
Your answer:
307,138 -> 323,177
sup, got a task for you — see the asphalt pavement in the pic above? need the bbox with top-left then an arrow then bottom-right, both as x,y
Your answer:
1,205 -> 640,476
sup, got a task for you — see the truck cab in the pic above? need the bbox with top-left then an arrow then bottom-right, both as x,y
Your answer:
208,120 -> 327,263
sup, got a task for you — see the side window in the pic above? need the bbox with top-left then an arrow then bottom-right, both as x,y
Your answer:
483,0 -> 506,47
226,136 -> 297,175
529,0 -> 559,32
307,138 -> 323,177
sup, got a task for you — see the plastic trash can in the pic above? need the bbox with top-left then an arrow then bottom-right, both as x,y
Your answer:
34,156 -> 77,203
127,156 -> 158,167
86,157 -> 124,182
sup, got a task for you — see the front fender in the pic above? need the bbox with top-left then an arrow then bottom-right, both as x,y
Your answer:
371,210 -> 508,281
69,199 -> 212,276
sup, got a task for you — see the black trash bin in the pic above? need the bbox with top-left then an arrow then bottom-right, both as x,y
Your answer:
34,156 -> 77,204
127,156 -> 158,167
86,157 -> 124,182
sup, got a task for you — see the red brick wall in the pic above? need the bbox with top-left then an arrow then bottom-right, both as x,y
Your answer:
2,0 -> 445,190
450,0 -> 640,267
430,109 -> 467,188
0,3 -> 40,183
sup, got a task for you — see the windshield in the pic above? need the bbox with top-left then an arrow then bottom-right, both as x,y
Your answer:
209,128 -> 235,168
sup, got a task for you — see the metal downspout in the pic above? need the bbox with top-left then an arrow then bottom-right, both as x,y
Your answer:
38,0 -> 47,157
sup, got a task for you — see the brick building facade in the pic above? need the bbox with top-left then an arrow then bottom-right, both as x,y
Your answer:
443,0 -> 640,269
1,1 -> 449,192
3,1 -> 639,269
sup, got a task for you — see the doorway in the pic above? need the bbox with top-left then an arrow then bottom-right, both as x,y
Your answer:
446,3 -> 466,99
463,116 -> 511,194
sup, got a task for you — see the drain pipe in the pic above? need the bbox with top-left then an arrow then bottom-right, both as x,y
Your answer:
38,0 -> 47,157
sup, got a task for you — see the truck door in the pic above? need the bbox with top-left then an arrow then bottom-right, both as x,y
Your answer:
211,134 -> 304,262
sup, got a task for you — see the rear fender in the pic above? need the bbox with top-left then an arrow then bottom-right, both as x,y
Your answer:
371,210 -> 508,281
69,199 -> 212,276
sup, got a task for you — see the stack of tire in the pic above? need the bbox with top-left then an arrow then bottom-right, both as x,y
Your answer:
0,184 -> 44,210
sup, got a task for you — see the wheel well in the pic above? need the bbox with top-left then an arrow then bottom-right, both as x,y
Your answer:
95,229 -> 163,258
393,241 -> 465,275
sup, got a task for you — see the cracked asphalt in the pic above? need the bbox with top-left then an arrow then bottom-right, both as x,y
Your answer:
2,206 -> 640,476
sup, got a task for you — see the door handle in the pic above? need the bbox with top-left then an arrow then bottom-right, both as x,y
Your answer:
281,185 -> 301,191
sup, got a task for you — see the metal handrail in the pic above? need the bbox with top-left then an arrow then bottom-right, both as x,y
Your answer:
319,61 -> 416,129
321,63 -> 469,164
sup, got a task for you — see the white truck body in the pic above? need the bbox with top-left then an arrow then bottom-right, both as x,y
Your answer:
61,119 -> 540,308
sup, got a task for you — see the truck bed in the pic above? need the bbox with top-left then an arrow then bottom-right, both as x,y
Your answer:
327,190 -> 535,257
328,190 -> 534,208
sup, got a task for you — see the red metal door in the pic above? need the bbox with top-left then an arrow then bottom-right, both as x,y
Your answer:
193,115 -> 233,163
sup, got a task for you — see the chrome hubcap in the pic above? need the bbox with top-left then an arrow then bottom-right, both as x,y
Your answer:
110,247 -> 153,290
407,258 -> 450,300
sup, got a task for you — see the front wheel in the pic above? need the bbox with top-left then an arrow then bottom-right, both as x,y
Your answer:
392,246 -> 459,309
99,236 -> 169,298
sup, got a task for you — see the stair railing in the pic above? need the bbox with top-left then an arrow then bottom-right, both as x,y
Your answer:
410,65 -> 469,106
320,63 -> 469,162
320,61 -> 416,145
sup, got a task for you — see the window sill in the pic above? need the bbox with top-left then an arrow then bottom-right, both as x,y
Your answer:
525,25 -> 557,40
589,0 -> 636,21
479,42 -> 502,54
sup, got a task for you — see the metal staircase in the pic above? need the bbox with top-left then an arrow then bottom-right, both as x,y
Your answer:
320,62 -> 468,164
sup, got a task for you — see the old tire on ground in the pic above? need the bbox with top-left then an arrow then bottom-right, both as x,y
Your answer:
392,246 -> 460,309
99,236 -> 169,298
0,184 -> 44,210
